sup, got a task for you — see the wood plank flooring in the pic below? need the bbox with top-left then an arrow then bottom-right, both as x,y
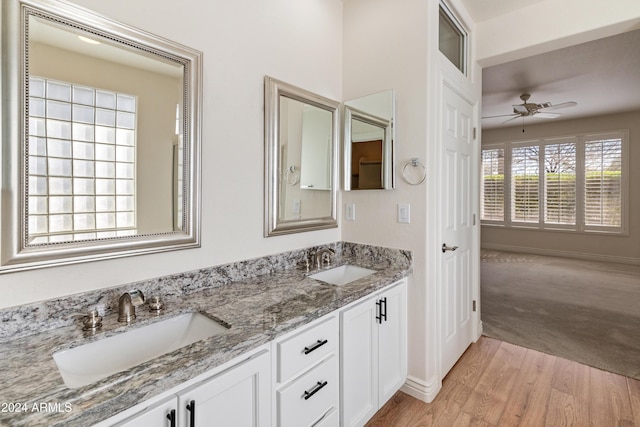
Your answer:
366,336 -> 640,426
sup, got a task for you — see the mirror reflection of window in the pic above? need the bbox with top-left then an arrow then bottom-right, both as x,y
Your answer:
28,77 -> 137,243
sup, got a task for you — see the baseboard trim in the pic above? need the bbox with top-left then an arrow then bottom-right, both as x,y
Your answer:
482,243 -> 640,266
400,375 -> 441,403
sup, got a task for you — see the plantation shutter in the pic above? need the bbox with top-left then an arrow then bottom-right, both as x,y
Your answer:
584,138 -> 622,227
544,143 -> 576,225
511,146 -> 539,223
481,148 -> 504,221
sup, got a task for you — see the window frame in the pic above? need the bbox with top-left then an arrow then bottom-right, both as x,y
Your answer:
481,130 -> 629,236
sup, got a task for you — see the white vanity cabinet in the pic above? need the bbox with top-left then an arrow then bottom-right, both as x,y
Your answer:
340,279 -> 407,427
272,314 -> 339,427
102,346 -> 271,427
178,348 -> 271,427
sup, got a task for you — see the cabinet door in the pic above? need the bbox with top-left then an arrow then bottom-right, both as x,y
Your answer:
178,349 -> 271,427
110,397 -> 177,427
340,297 -> 378,427
377,281 -> 407,405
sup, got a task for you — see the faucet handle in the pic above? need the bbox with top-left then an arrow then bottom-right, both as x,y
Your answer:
82,309 -> 103,331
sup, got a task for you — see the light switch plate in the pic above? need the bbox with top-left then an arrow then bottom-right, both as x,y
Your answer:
345,203 -> 355,221
293,199 -> 301,214
398,203 -> 410,223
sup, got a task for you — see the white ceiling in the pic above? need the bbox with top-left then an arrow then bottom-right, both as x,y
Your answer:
462,0 -> 640,130
480,29 -> 640,129
461,0 -> 546,23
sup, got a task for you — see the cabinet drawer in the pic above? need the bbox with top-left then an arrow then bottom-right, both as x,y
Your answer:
276,315 -> 337,383
313,407 -> 339,427
277,355 -> 338,427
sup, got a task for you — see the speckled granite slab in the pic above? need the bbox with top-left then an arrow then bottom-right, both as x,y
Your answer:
0,242 -> 411,427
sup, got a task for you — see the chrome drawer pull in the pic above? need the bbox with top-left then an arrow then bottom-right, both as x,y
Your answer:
304,339 -> 328,355
303,380 -> 328,400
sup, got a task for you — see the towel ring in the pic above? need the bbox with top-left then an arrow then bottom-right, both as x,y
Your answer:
284,166 -> 299,185
401,158 -> 426,185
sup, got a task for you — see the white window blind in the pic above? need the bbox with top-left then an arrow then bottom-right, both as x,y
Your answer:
481,131 -> 626,234
544,143 -> 576,225
584,138 -> 622,227
481,148 -> 505,221
511,146 -> 539,223
28,77 -> 137,243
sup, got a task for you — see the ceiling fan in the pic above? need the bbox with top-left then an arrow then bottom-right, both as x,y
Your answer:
482,93 -> 578,125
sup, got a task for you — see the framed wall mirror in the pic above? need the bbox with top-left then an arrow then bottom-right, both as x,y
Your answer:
344,90 -> 395,190
0,0 -> 202,272
264,76 -> 339,237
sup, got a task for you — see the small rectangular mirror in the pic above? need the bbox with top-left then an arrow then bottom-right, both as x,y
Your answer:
344,90 -> 395,190
264,76 -> 339,236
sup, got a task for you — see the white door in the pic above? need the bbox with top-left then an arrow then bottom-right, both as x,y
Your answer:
440,83 -> 475,376
178,349 -> 271,427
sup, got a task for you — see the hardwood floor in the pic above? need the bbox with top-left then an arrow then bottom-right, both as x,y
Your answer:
366,336 -> 640,426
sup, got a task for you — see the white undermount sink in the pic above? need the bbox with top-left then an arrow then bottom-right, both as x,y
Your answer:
53,312 -> 229,389
309,264 -> 376,286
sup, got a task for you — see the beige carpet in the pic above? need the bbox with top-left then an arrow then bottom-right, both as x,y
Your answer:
481,249 -> 640,380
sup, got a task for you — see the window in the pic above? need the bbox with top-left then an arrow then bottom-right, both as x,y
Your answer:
481,148 -> 504,221
439,3 -> 467,75
585,137 -> 623,229
28,77 -> 137,243
481,131 -> 627,234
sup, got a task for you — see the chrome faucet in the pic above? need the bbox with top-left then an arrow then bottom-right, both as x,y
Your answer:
118,290 -> 145,323
315,248 -> 335,269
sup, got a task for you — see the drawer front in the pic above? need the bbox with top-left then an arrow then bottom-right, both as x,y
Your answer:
277,355 -> 338,427
277,315 -> 337,383
312,407 -> 339,427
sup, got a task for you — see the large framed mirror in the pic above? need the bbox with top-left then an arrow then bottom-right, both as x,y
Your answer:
264,76 -> 339,236
344,90 -> 395,190
0,0 -> 202,272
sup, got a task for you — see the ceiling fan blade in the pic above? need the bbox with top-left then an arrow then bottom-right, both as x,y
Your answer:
482,113 -> 519,119
533,112 -> 562,119
541,101 -> 577,111
501,115 -> 522,125
512,105 -> 528,114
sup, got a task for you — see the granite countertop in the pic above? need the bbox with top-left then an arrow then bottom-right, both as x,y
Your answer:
0,252 -> 411,427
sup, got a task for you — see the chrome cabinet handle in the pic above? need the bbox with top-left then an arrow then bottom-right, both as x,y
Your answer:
442,244 -> 459,253
303,381 -> 328,400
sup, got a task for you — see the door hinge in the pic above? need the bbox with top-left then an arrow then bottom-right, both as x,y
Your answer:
472,300 -> 477,312
473,214 -> 476,226
473,127 -> 477,140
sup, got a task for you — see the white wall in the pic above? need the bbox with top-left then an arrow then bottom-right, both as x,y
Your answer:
0,0 -> 343,309
342,0 -> 431,393
482,110 -> 640,263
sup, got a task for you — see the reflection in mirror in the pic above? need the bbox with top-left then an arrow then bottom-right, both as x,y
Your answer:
0,0 -> 202,271
265,76 -> 339,236
344,90 -> 395,190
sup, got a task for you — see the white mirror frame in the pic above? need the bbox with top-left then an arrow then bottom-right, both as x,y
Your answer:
264,76 -> 339,237
0,0 -> 202,272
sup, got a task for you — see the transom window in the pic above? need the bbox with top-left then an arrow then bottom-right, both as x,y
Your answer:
439,3 -> 468,75
481,131 -> 627,234
28,77 -> 137,243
